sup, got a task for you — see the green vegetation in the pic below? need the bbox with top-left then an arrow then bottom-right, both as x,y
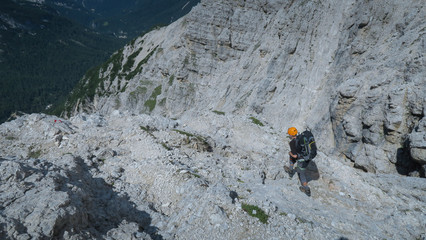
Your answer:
183,55 -> 189,65
28,149 -> 42,159
241,203 -> 269,224
252,42 -> 261,53
173,129 -> 207,143
140,125 -> 150,132
173,129 -> 196,138
212,110 -> 225,115
125,46 -> 158,81
161,142 -> 172,151
130,86 -> 148,99
159,98 -> 167,107
55,45 -> 159,116
173,128 -> 212,152
190,172 -> 201,178
144,85 -> 162,112
0,0 -> 201,123
5,136 -> 16,141
140,125 -> 155,137
0,0 -> 121,122
107,49 -> 125,82
53,48 -> 120,117
123,48 -> 143,73
249,117 -> 264,126
296,216 -> 313,225
168,75 -> 175,86
140,46 -> 159,65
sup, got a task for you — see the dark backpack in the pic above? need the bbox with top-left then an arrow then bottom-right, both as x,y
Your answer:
296,130 -> 317,161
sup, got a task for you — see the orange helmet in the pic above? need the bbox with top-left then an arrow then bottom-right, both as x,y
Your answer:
287,127 -> 297,136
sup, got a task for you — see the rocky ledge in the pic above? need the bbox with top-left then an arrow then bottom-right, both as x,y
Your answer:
1,113 -> 425,239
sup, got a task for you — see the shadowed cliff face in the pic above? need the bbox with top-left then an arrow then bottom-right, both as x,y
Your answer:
64,0 -> 425,174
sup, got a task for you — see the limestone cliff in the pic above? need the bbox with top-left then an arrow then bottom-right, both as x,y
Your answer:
64,0 -> 425,175
1,0 -> 425,239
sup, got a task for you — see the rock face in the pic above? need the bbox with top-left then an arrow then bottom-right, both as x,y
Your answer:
1,0 -> 425,239
0,156 -> 158,240
0,113 -> 425,239
410,118 -> 426,165
63,0 -> 425,175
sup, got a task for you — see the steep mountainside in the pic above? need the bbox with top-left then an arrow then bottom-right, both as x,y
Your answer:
0,0 -> 425,239
0,0 -> 119,123
0,0 -> 199,123
64,0 -> 425,175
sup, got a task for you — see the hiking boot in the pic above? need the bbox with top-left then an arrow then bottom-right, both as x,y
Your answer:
299,186 -> 311,197
284,166 -> 295,178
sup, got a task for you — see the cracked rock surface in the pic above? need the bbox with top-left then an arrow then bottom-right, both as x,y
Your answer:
1,0 -> 425,239
66,0 -> 425,175
0,113 -> 425,239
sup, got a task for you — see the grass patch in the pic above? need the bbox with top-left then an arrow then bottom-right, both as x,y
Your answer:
140,46 -> 158,65
125,46 -> 158,80
168,75 -> 175,86
158,98 -> 166,107
28,149 -> 42,159
122,48 -> 142,73
130,86 -> 147,97
249,117 -> 264,126
212,110 -> 225,115
173,129 -> 207,142
183,55 -> 189,65
296,216 -> 313,225
6,135 -> 16,141
173,129 -> 195,138
173,129 -> 212,152
161,142 -> 172,151
129,86 -> 147,106
241,203 -> 269,224
140,125 -> 155,137
191,172 -> 201,178
144,85 -> 162,112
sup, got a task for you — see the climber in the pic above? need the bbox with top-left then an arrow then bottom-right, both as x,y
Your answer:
284,127 -> 311,197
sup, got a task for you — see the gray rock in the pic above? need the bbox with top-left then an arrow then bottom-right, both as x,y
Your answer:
62,0 -> 424,175
409,118 -> 426,165
1,0 -> 425,239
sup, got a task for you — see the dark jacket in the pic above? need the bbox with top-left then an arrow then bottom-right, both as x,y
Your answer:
290,136 -> 310,170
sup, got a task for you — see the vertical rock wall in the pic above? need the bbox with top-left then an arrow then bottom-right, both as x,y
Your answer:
67,0 -> 425,175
